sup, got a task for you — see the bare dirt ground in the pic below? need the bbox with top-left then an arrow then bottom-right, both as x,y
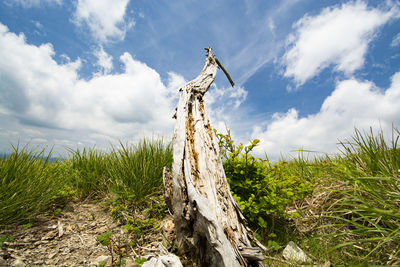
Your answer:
0,200 -> 175,266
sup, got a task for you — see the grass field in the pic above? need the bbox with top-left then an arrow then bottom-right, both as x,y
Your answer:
1,129 -> 399,265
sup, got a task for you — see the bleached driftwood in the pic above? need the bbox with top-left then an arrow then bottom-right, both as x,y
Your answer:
163,47 -> 265,267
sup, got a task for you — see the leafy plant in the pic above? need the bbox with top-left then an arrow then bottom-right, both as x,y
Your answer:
135,257 -> 147,266
0,234 -> 15,247
97,231 -> 113,246
97,231 -> 125,265
109,192 -> 166,253
215,129 -> 314,240
22,221 -> 34,230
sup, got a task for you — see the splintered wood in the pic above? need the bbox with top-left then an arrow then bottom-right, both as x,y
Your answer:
163,47 -> 265,267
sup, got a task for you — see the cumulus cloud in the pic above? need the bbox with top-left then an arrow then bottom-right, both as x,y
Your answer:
252,73 -> 400,160
73,0 -> 133,43
0,23 -> 182,149
283,1 -> 399,86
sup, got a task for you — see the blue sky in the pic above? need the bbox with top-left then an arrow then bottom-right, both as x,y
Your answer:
0,0 -> 399,159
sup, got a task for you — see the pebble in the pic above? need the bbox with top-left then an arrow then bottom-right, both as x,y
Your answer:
48,252 -> 57,259
12,258 -> 26,267
282,241 -> 312,264
92,255 -> 111,266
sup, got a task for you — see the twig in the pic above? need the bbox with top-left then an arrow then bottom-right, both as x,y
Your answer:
215,58 -> 235,87
137,244 -> 159,252
2,242 -> 30,247
130,244 -> 138,257
75,234 -> 84,245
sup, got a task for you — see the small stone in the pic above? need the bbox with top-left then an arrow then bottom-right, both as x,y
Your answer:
41,230 -> 57,241
142,257 -> 159,267
12,258 -> 26,267
160,254 -> 183,267
142,254 -> 183,267
92,255 -> 111,266
48,252 -> 57,259
61,247 -> 71,255
282,241 -> 312,264
124,258 -> 136,267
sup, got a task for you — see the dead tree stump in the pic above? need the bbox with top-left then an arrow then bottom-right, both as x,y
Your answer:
163,47 -> 265,267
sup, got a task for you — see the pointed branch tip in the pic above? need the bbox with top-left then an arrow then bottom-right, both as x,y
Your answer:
215,58 -> 235,88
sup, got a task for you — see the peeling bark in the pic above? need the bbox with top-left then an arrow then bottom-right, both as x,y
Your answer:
163,47 -> 265,267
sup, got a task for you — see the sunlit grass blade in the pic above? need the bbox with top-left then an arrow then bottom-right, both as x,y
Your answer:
106,139 -> 172,203
0,145 -> 70,225
66,147 -> 109,197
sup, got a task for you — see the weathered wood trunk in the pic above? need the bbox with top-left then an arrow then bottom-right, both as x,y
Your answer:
163,48 -> 265,267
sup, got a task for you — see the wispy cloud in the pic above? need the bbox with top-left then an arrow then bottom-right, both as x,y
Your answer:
93,45 -> 113,74
283,1 -> 399,86
5,0 -> 62,8
391,32 -> 400,47
229,0 -> 302,86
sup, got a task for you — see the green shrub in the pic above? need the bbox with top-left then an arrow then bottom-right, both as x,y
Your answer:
215,130 -> 314,239
97,231 -> 113,247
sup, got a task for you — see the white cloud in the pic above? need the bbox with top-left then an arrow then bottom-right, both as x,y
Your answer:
0,23 -> 182,152
204,84 -> 251,139
206,85 -> 247,109
6,0 -> 62,8
165,71 -> 186,100
73,0 -> 133,43
252,73 -> 400,160
283,1 -> 399,86
391,32 -> 400,47
94,46 -> 113,74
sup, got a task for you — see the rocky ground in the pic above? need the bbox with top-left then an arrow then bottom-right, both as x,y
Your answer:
0,199 -> 333,267
0,200 -> 176,267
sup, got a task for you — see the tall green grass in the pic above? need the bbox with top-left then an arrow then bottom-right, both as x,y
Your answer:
106,140 -> 173,203
324,128 -> 400,263
66,139 -> 173,202
0,139 -> 172,225
0,145 -> 72,225
289,128 -> 400,264
339,127 -> 400,177
66,147 -> 109,197
65,139 -> 173,202
1,128 -> 398,265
